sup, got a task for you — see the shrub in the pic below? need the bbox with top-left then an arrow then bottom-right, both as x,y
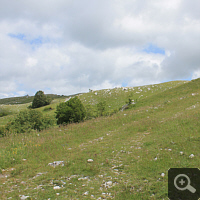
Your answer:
97,101 -> 107,116
5,109 -> 55,133
0,108 -> 10,117
32,90 -> 51,108
56,96 -> 86,125
125,97 -> 136,110
85,104 -> 98,119
43,106 -> 53,111
0,126 -> 5,137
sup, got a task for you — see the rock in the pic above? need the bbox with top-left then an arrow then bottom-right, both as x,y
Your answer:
83,191 -> 89,196
87,159 -> 93,163
107,181 -> 112,186
19,195 -> 29,200
121,104 -> 129,111
33,172 -> 47,179
53,186 -> 61,190
48,161 -> 64,168
161,173 -> 165,177
189,154 -> 194,158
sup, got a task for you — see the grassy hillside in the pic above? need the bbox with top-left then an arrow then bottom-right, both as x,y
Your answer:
0,94 -> 71,105
0,80 -> 200,199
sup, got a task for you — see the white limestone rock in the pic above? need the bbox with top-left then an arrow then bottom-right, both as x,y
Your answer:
48,161 -> 64,168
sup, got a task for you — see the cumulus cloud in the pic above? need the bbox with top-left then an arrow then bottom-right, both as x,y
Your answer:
0,0 -> 200,98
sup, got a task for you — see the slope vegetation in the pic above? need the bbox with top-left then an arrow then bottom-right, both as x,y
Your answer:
0,80 -> 199,199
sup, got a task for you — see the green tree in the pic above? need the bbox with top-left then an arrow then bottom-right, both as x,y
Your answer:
32,90 -> 51,108
56,96 -> 86,125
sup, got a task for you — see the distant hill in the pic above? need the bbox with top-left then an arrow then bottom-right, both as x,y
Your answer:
0,94 -> 68,105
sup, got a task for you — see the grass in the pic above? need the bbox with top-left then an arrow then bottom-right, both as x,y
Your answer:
0,79 -> 200,199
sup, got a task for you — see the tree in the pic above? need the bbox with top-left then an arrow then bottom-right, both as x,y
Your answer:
56,96 -> 86,125
32,90 -> 51,108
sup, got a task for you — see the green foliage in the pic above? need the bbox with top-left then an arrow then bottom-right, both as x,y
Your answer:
56,96 -> 86,125
85,104 -> 98,119
32,90 -> 51,108
0,108 -> 10,117
125,97 -> 136,110
97,101 -> 107,116
5,109 -> 55,133
0,126 -> 5,137
43,106 -> 53,112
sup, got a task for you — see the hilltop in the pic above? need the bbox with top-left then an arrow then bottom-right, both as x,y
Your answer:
0,79 -> 200,199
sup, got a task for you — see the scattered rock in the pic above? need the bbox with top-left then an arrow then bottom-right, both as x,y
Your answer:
48,161 -> 64,168
161,173 -> 165,177
107,181 -> 112,186
189,154 -> 194,158
19,195 -> 29,200
33,172 -> 47,179
53,186 -> 62,190
121,104 -> 128,111
83,191 -> 89,196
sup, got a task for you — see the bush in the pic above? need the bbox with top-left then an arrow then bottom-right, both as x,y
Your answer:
0,126 -> 5,137
85,104 -> 98,119
32,90 -> 51,108
97,101 -> 107,116
5,109 -> 55,133
43,106 -> 53,111
56,96 -> 86,125
0,108 -> 10,117
125,97 -> 136,110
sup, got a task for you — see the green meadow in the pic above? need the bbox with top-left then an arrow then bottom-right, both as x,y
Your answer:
0,79 -> 200,199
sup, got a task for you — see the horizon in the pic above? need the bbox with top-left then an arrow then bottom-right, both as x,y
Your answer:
0,79 -> 191,100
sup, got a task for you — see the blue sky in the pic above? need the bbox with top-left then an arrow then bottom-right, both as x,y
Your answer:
143,44 -> 165,55
8,33 -> 43,46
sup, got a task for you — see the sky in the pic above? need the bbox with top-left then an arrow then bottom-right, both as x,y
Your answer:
0,0 -> 200,98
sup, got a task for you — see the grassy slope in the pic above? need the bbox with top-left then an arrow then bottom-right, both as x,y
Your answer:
0,80 -> 200,199
0,94 -> 69,105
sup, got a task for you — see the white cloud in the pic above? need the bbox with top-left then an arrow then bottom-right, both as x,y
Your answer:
0,0 -> 200,98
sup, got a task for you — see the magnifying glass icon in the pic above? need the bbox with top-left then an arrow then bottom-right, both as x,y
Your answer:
174,174 -> 196,193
